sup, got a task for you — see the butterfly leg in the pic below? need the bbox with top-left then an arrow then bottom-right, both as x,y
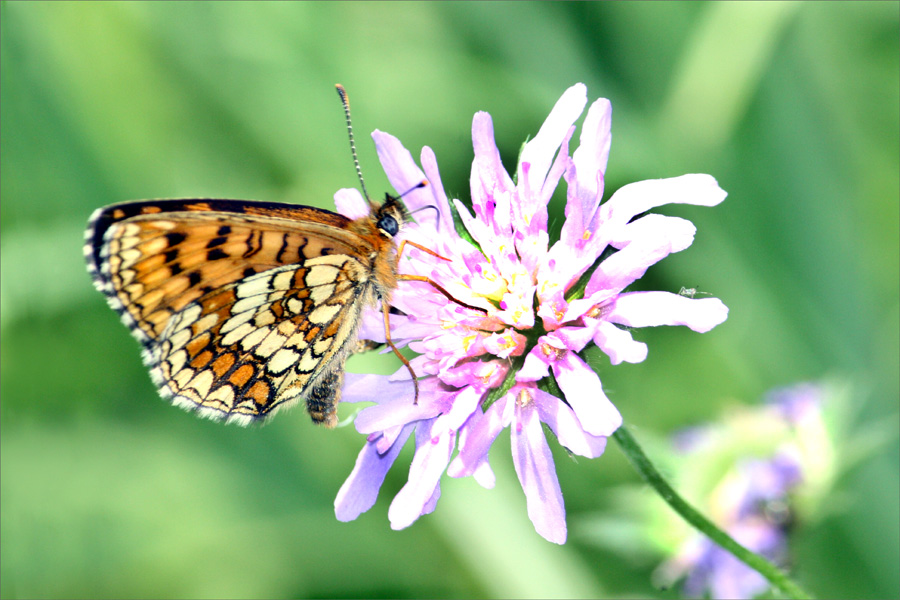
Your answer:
385,241 -> 488,406
397,239 -> 451,263
307,369 -> 342,428
397,240 -> 486,313
382,301 -> 420,404
397,274 -> 485,314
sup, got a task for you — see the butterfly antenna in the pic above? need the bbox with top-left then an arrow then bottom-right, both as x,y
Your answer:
400,180 -> 428,197
335,84 -> 371,202
409,203 -> 441,228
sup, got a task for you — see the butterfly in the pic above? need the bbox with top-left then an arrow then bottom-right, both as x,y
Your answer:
84,86 -> 461,428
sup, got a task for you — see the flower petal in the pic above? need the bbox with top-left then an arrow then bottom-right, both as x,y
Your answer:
584,214 -> 697,298
517,344 -> 552,382
441,359 -> 507,390
590,320 -> 648,365
551,325 -> 595,353
447,405 -> 497,488
372,130 -> 432,212
335,423 -> 415,521
375,424 -> 407,454
334,188 -> 369,220
552,352 -> 622,437
353,385 -> 444,434
419,146 -> 457,239
575,96 -> 613,181
483,329 -> 528,359
511,397 -> 567,544
607,292 -> 729,333
531,388 -> 607,458
471,112 -> 515,219
519,83 -> 586,207
538,125 -> 574,209
342,373 -> 406,404
563,96 -> 612,239
441,385 -> 483,431
448,394 -> 512,478
388,418 -> 454,530
593,174 -> 726,235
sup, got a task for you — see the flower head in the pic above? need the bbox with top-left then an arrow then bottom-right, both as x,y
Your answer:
333,84 -> 728,543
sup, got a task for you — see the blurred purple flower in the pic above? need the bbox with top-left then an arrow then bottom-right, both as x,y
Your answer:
333,83 -> 728,543
662,383 -> 819,598
677,455 -> 801,599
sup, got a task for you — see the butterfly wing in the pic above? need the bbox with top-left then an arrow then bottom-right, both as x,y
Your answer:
85,199 -> 377,426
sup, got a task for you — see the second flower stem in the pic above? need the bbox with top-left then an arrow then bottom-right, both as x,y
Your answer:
612,425 -> 813,599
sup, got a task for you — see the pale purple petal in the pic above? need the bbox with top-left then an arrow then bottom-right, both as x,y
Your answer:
562,97 -> 612,240
576,96 -> 613,179
342,373 -> 406,404
420,481 -> 442,517
471,113 -> 515,237
441,385 -> 484,431
536,231 -> 605,314
685,522 -> 782,599
452,405 -> 497,488
389,418 -> 454,530
607,213 -> 696,251
538,126 -> 574,208
448,394 -> 512,478
590,320 -> 649,365
450,197 -> 499,251
519,83 -> 586,205
335,423 -> 415,521
419,146 -> 456,238
511,397 -> 567,544
552,352 -> 622,437
440,360 -> 507,390
593,174 -> 727,235
531,388 -> 607,458
768,382 -> 823,425
551,325 -> 596,353
471,112 -> 516,203
607,292 -> 729,333
535,288 -> 571,331
517,344 -> 552,382
482,328 -> 528,360
375,424 -> 407,454
354,387 -> 444,434
372,131 -> 432,212
355,306 -> 385,343
584,214 -> 697,298
334,188 -> 369,220
471,460 -> 497,489
372,314 -> 439,344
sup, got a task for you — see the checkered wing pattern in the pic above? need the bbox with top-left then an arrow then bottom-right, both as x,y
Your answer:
85,199 -> 386,427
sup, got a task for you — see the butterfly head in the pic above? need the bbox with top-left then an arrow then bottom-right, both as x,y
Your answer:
374,193 -> 409,240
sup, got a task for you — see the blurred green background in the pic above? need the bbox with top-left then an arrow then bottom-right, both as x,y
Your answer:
2,2 -> 897,598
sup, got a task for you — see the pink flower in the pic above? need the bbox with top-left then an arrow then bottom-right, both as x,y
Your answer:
333,84 -> 728,543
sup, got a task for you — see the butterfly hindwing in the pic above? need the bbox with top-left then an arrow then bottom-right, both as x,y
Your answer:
153,257 -> 373,425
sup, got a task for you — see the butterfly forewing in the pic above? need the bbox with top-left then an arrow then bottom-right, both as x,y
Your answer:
86,198 -> 393,427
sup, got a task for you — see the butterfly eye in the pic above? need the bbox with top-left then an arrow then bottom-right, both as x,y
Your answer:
377,214 -> 399,237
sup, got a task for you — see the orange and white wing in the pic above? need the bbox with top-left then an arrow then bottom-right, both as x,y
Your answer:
85,199 -> 375,426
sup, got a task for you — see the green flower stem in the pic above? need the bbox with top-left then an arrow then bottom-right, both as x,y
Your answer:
612,425 -> 813,599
